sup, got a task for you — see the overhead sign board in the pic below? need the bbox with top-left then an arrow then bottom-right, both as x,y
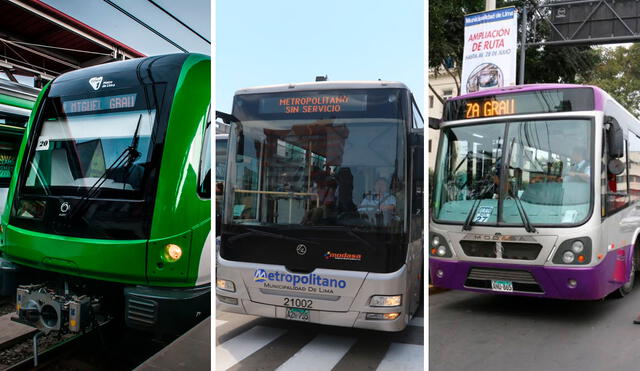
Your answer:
461,7 -> 518,94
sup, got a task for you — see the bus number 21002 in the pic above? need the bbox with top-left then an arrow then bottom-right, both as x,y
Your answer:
283,298 -> 313,309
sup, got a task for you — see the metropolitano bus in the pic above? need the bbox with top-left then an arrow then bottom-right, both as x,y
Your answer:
216,81 -> 424,331
430,83 -> 640,299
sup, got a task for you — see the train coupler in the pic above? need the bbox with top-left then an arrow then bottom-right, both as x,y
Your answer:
13,283 -> 100,334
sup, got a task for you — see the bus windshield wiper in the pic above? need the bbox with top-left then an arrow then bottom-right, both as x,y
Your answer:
508,185 -> 536,233
68,115 -> 143,221
462,198 -> 482,231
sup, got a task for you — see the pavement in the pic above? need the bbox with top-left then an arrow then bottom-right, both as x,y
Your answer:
429,286 -> 640,371
216,304 -> 424,371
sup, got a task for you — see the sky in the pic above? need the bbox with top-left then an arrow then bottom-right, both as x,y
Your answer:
216,0 -> 424,114
42,0 -> 210,55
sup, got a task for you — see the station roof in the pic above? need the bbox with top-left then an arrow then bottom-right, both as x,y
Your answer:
0,0 -> 145,84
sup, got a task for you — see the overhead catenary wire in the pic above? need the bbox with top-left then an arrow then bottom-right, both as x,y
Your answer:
146,0 -> 210,44
102,0 -> 189,53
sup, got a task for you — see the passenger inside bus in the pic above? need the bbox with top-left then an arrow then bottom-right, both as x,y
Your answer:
358,177 -> 397,225
563,145 -> 590,182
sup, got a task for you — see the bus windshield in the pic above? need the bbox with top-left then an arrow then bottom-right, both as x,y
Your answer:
228,89 -> 405,233
433,118 -> 593,226
21,92 -> 154,198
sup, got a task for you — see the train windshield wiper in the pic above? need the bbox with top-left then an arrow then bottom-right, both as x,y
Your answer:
68,115 -> 143,220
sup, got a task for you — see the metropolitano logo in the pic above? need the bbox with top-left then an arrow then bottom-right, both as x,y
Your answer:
253,269 -> 267,283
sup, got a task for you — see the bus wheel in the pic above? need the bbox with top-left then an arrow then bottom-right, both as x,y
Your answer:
613,250 -> 636,298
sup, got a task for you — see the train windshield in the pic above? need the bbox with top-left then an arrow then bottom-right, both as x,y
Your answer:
433,118 -> 593,226
228,89 -> 405,233
21,91 -> 155,198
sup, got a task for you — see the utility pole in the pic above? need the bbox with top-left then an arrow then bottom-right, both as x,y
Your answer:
485,0 -> 496,11
519,5 -> 527,85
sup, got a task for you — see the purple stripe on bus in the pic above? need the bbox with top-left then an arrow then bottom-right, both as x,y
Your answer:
429,245 -> 632,300
447,84 -> 607,110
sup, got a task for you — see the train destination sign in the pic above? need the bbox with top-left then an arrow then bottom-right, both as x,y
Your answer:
444,88 -> 595,121
62,93 -> 137,114
259,93 -> 367,114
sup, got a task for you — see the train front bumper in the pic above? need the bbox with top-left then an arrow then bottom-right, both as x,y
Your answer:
429,246 -> 631,300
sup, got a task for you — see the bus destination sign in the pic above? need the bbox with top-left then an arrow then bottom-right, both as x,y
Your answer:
444,88 -> 595,121
62,93 -> 137,114
259,94 -> 367,115
465,98 -> 515,119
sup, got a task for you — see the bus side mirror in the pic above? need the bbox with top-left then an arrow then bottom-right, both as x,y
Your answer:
606,117 -> 624,158
428,117 -> 440,130
608,158 -> 625,176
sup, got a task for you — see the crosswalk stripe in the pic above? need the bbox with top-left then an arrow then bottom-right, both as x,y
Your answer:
275,334 -> 356,371
216,325 -> 286,371
376,343 -> 424,371
409,317 -> 424,327
216,319 -> 228,327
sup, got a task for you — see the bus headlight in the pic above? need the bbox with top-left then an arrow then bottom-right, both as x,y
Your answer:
562,251 -> 575,264
571,240 -> 584,253
163,244 -> 183,262
552,238 -> 591,265
369,295 -> 402,307
429,232 -> 452,257
216,279 -> 236,292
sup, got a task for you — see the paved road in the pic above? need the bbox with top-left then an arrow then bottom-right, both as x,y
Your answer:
216,305 -> 423,371
430,287 -> 640,371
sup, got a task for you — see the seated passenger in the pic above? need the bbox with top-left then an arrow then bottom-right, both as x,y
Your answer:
358,177 -> 396,225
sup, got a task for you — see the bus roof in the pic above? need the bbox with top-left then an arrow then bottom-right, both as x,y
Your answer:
449,83 -> 610,110
234,81 -> 409,96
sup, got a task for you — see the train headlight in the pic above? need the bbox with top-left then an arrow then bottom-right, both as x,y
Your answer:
163,244 -> 183,262
369,295 -> 402,307
571,240 -> 584,253
562,251 -> 575,264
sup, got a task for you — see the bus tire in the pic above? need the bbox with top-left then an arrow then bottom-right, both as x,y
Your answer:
612,248 -> 637,298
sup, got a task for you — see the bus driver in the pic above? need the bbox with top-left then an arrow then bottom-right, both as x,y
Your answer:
358,177 -> 396,225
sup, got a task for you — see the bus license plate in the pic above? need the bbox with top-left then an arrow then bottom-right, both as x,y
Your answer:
491,280 -> 513,292
286,307 -> 310,322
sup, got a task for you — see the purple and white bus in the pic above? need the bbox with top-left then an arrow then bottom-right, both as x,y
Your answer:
429,84 -> 640,300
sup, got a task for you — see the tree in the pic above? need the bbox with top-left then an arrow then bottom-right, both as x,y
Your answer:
579,44 -> 640,115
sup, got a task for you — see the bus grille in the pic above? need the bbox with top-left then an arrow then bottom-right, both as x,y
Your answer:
461,241 -> 497,258
460,241 -> 542,260
502,243 -> 542,260
464,267 -> 544,293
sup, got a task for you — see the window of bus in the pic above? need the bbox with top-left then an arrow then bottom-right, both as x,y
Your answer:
628,134 -> 640,204
504,119 -> 592,225
432,123 -> 504,224
603,135 -> 630,215
229,89 -> 405,232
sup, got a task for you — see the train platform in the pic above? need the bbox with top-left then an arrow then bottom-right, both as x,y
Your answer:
135,317 -> 211,370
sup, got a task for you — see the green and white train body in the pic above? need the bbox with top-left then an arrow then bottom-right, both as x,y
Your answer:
0,53 -> 211,333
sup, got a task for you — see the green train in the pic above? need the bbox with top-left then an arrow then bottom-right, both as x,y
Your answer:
0,80 -> 38,217
0,53 -> 211,335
